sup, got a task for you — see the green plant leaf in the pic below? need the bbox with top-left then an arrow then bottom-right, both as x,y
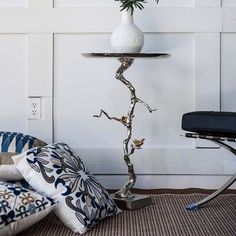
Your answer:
116,0 -> 160,15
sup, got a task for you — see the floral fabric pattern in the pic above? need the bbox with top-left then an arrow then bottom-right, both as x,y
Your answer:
0,181 -> 56,234
6,179 -> 33,191
13,143 -> 120,234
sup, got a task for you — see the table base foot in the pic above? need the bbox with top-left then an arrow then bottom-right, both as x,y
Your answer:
112,194 -> 152,210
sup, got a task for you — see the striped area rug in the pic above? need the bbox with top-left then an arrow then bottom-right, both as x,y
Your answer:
20,194 -> 236,236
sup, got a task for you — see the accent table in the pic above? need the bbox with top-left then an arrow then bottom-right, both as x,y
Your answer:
82,53 -> 169,209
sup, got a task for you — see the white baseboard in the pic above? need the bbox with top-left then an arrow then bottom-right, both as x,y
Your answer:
95,174 -> 236,190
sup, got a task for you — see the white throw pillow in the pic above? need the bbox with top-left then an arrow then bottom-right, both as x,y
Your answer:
0,161 -> 22,180
12,143 -> 121,234
0,181 -> 57,236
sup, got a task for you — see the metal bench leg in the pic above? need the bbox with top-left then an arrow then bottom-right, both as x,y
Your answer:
184,134 -> 236,210
186,173 -> 236,210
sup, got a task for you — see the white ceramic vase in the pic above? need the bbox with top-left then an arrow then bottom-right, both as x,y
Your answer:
111,9 -> 144,53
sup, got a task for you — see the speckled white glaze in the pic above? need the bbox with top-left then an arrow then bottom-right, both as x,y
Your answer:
111,9 -> 144,53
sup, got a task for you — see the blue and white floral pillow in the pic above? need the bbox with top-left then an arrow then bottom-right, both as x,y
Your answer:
12,143 -> 120,234
0,181 -> 57,236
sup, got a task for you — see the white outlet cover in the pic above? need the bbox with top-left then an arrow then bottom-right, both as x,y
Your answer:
28,97 -> 41,120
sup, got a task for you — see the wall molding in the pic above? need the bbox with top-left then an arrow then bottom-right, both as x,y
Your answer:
0,7 -> 222,33
97,175 -> 236,189
76,147 -> 234,175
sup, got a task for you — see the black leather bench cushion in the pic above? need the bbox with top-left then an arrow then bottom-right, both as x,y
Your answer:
182,111 -> 236,137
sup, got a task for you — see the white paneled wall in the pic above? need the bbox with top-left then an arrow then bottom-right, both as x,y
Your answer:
0,0 -> 236,189
0,35 -> 27,132
223,0 -> 236,7
221,34 -> 236,112
0,0 -> 27,7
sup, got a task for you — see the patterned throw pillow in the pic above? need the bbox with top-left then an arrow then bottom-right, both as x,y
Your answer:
6,179 -> 34,191
0,132 -> 47,180
0,181 -> 57,236
12,143 -> 121,234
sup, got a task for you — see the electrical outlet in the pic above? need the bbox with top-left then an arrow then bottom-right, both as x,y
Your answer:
28,97 -> 41,120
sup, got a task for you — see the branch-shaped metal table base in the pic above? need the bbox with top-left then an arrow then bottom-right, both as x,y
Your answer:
83,53 -> 169,209
94,57 -> 156,209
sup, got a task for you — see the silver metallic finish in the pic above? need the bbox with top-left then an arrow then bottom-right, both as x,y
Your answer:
94,57 -> 156,199
111,193 -> 152,210
185,133 -> 236,210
